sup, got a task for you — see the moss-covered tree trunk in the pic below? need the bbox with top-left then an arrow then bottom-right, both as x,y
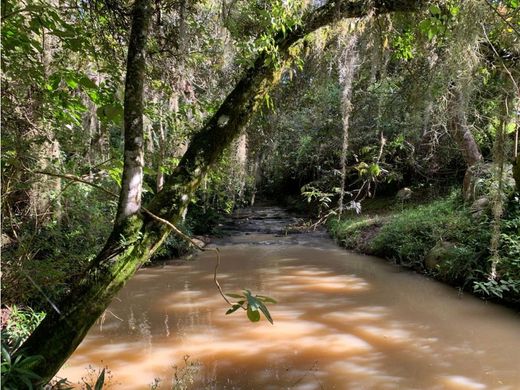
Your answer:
18,0 -> 153,382
18,0 -> 421,385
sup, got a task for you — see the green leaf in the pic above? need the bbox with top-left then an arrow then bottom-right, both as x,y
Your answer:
97,104 -> 123,123
256,295 -> 277,304
225,304 -> 242,315
78,75 -> 97,90
1,345 -> 11,365
19,375 -> 33,390
65,77 -> 78,89
369,163 -> 381,177
247,306 -> 260,322
94,368 -> 105,390
225,293 -> 244,299
429,5 -> 441,15
450,6 -> 460,16
244,290 -> 260,311
256,300 -> 274,324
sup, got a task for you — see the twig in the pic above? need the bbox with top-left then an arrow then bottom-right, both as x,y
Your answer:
141,207 -> 234,307
32,170 -> 118,198
33,169 -> 236,308
482,0 -> 520,39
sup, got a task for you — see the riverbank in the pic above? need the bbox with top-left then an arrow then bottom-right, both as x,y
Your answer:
58,205 -> 520,389
326,191 -> 520,308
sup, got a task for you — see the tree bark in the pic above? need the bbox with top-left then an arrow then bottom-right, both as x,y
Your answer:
18,0 -> 422,384
115,0 -> 150,225
18,0 -> 153,382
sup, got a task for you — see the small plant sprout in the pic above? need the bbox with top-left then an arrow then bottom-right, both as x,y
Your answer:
225,290 -> 277,324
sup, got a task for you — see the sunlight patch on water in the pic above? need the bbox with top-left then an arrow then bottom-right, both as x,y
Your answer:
302,333 -> 372,354
356,324 -> 412,345
440,375 -> 487,389
277,273 -> 370,293
327,360 -> 403,389
322,307 -> 386,324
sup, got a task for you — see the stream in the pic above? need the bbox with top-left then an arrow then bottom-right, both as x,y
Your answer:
58,207 -> 520,389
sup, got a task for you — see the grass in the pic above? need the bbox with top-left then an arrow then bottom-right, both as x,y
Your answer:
327,190 -> 520,304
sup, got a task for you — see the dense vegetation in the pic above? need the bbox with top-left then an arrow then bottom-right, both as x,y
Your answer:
1,0 -> 519,386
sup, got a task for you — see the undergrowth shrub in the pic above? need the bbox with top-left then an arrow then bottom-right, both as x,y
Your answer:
329,190 -> 520,303
328,216 -> 382,252
1,185 -> 115,310
370,192 -> 488,271
473,195 -> 520,301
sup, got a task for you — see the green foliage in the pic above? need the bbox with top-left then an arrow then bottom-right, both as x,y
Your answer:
371,192 -> 486,269
391,30 -> 415,60
152,221 -> 193,260
474,278 -> 520,299
1,344 -> 43,390
329,191 -> 520,303
2,306 -> 45,352
301,184 -> 335,217
232,0 -> 303,69
328,216 -> 382,252
225,290 -> 277,324
474,196 -> 520,299
2,184 -> 115,308
84,368 -> 105,390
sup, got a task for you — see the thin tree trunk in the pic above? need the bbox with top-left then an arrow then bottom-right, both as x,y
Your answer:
20,0 -> 153,381
115,0 -> 150,225
447,83 -> 483,200
156,104 -> 166,192
19,1 -> 422,384
338,33 -> 359,217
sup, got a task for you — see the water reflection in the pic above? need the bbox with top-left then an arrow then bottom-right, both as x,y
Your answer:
59,240 -> 520,389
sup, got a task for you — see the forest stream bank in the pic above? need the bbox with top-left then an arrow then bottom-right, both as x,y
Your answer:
56,205 -> 520,388
326,191 -> 520,308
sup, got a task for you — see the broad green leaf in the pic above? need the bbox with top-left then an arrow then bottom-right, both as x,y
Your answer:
256,295 -> 277,304
225,304 -> 242,315
65,77 -> 78,89
19,375 -> 33,390
1,345 -> 11,365
429,5 -> 441,15
226,293 -> 244,299
94,368 -> 105,390
256,300 -> 274,324
78,75 -> 97,90
247,306 -> 260,322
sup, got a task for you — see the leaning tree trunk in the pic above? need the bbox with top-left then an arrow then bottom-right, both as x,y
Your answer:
447,83 -> 483,200
19,0 -> 153,381
18,0 -> 422,385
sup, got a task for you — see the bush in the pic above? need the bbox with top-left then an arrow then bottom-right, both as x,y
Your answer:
328,216 -> 383,252
328,190 -> 520,304
370,193 -> 488,272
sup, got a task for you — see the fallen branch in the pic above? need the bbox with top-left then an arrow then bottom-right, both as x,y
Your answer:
32,170 -> 118,198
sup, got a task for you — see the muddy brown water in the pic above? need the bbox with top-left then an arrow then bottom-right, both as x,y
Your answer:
58,207 -> 520,389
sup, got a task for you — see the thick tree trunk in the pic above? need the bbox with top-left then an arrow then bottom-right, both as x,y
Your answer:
19,0 -> 153,382
18,1 -> 422,384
